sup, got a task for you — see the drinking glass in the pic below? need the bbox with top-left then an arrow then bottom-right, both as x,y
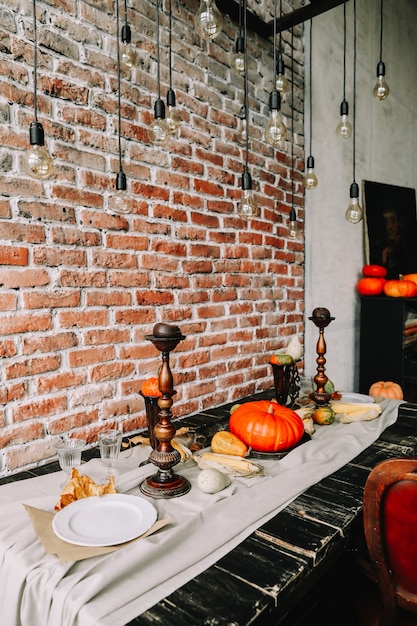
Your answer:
55,438 -> 85,487
98,429 -> 122,478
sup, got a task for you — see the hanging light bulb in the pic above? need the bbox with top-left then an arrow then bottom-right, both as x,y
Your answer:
236,104 -> 247,145
120,23 -> 137,71
346,0 -> 363,225
336,100 -> 352,138
166,88 -> 180,136
231,35 -> 245,76
373,0 -> 389,100
111,171 -> 129,214
195,0 -> 223,40
23,0 -> 54,180
264,90 -> 286,147
346,182 -> 363,224
373,61 -> 389,100
149,0 -> 169,145
238,169 -> 258,220
288,208 -> 301,239
275,57 -> 289,94
304,155 -> 318,189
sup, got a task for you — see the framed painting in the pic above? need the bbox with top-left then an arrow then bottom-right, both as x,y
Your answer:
363,180 -> 417,279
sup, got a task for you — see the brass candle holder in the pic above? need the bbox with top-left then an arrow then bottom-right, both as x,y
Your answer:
140,323 -> 191,499
309,307 -> 335,406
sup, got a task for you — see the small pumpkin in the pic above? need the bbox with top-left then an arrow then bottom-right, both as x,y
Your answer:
369,381 -> 403,400
383,279 -> 417,298
140,377 -> 162,397
229,400 -> 304,453
362,264 -> 387,278
403,274 -> 417,287
312,405 -> 335,425
357,277 -> 386,296
270,354 -> 294,365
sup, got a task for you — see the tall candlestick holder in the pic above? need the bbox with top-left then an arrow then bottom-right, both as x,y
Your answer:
309,307 -> 335,406
140,323 -> 191,499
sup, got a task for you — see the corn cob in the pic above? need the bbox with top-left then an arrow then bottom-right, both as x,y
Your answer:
195,452 -> 265,477
330,401 -> 381,416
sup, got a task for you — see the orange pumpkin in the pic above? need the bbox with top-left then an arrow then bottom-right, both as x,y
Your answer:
141,377 -> 162,397
403,274 -> 417,287
383,279 -> 417,298
369,381 -> 403,400
229,400 -> 304,453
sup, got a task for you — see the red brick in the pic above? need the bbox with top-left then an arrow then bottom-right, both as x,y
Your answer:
0,423 -> 45,448
58,310 -> 109,328
12,395 -> 67,423
59,270 -> 107,287
0,293 -> 18,311
0,245 -> 28,266
0,312 -> 51,336
23,290 -> 80,310
48,409 -> 99,436
68,345 -> 115,368
36,370 -> 87,394
91,360 -> 135,383
22,332 -> 78,355
18,200 -> 77,223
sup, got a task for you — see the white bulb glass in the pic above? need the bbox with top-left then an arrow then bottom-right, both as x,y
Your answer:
110,190 -> 129,214
120,43 -> 137,71
237,189 -> 259,220
148,118 -> 170,145
345,197 -> 363,224
195,0 -> 222,40
336,114 -> 352,139
231,52 -> 245,76
23,144 -> 54,179
237,117 -> 247,145
276,73 -> 289,94
264,110 -> 286,147
304,168 -> 318,189
166,105 -> 180,136
373,75 -> 390,100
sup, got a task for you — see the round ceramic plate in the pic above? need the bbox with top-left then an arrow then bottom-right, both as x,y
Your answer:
339,392 -> 374,403
52,494 -> 157,547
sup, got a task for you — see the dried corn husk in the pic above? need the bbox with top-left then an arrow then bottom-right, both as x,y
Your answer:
330,401 -> 382,423
194,452 -> 265,477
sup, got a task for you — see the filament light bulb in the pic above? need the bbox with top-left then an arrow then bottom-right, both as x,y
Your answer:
264,90 -> 286,148
237,170 -> 258,220
195,0 -> 223,40
148,99 -> 170,145
345,182 -> 363,224
336,100 -> 352,139
237,105 -> 247,145
275,58 -> 289,94
288,208 -> 301,240
373,61 -> 389,100
304,155 -> 318,189
120,24 -> 137,71
110,172 -> 129,214
165,89 -> 180,136
231,36 -> 245,76
23,121 -> 54,179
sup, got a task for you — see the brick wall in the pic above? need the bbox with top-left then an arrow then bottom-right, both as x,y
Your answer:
0,0 -> 305,476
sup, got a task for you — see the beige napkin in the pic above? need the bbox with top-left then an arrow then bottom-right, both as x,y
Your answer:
24,504 -> 171,563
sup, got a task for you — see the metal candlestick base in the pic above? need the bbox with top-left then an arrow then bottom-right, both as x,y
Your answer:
140,323 -> 191,499
309,307 -> 335,406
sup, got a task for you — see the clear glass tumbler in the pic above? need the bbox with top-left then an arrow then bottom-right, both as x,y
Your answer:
98,429 -> 123,479
54,438 -> 85,487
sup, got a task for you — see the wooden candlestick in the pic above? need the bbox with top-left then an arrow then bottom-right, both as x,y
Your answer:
309,307 -> 335,406
140,324 -> 191,499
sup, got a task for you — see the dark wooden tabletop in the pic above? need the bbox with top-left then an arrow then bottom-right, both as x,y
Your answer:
2,391 -> 416,626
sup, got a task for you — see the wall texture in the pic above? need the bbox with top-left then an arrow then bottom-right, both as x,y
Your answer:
0,0 -> 305,476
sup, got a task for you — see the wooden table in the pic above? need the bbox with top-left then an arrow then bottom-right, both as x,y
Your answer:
1,391 -> 416,625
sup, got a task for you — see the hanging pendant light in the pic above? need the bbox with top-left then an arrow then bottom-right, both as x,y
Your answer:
111,0 -> 129,214
23,0 -> 54,180
288,28 -> 301,240
195,0 -> 223,41
336,2 -> 352,139
237,0 -> 258,220
148,0 -> 169,145
165,0 -> 180,135
304,19 -> 318,190
373,0 -> 389,100
275,0 -> 289,94
236,104 -> 247,145
231,0 -> 245,76
346,0 -> 363,224
120,0 -> 137,71
264,0 -> 286,148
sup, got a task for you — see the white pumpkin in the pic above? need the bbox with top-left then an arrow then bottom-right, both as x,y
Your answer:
197,468 -> 231,494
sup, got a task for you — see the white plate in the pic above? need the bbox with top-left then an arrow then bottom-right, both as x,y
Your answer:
339,392 -> 374,404
52,494 -> 157,547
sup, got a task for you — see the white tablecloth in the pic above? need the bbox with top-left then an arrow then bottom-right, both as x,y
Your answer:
0,400 -> 402,626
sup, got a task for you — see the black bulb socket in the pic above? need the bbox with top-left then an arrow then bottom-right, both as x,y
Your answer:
269,89 -> 281,111
276,57 -> 285,75
241,169 -> 253,191
340,100 -> 349,116
154,98 -> 166,120
376,60 -> 386,77
167,88 -> 176,108
289,208 -> 297,221
235,35 -> 245,54
306,155 -> 315,169
122,24 -> 132,44
116,171 -> 127,191
29,121 -> 45,146
350,181 -> 359,199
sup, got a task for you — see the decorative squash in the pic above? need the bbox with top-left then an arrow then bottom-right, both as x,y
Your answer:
383,279 -> 417,298
369,381 -> 403,400
269,354 -> 294,365
362,264 -> 387,278
229,400 -> 304,453
312,405 -> 335,425
403,274 -> 417,287
140,377 -> 162,397
211,431 -> 249,457
357,277 -> 386,296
